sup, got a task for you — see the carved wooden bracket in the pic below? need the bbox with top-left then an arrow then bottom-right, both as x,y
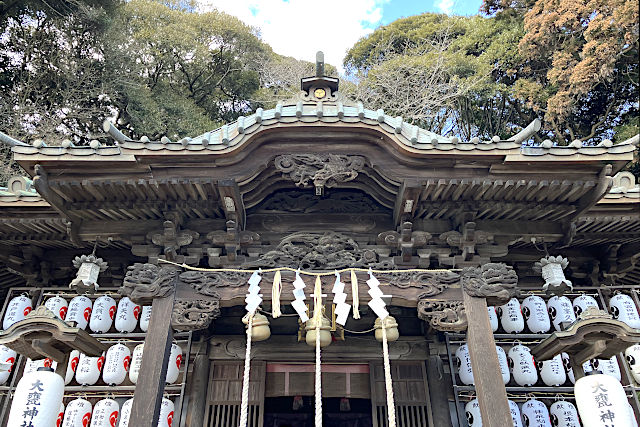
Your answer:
461,263 -> 518,306
119,263 -> 178,305
150,220 -> 199,261
207,220 -> 260,262
274,154 -> 365,195
172,298 -> 221,331
417,298 -> 467,332
377,221 -> 431,263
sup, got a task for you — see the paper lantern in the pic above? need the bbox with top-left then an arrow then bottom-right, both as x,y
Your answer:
547,296 -> 576,331
521,399 -> 551,427
0,344 -> 16,385
572,294 -> 598,317
45,295 -> 68,320
165,343 -> 182,384
591,356 -> 621,381
508,345 -> 538,386
115,297 -> 140,333
629,403 -> 639,427
58,403 -> 65,427
90,295 -> 116,333
76,353 -> 105,386
487,306 -> 498,332
521,295 -> 551,333
103,343 -> 131,386
625,344 -> 640,384
62,398 -> 92,427
3,294 -> 32,329
538,354 -> 567,386
140,306 -> 152,332
497,298 -> 524,333
609,294 -> 640,329
561,352 -> 576,384
158,398 -> 175,427
496,345 -> 510,384
509,400 -> 523,427
118,399 -> 134,427
65,349 -> 80,385
455,344 -> 474,385
549,400 -> 579,427
129,343 -> 144,384
7,367 -> 64,427
89,398 -> 119,427
24,357 -> 57,374
67,296 -> 93,330
575,372 -> 628,427
465,398 -> 482,426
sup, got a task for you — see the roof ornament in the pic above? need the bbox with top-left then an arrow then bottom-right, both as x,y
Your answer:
301,50 -> 339,98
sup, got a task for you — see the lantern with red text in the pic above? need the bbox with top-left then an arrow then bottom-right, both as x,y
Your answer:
58,403 -> 65,427
103,343 -> 131,386
45,295 -> 68,320
165,343 -> 182,384
158,398 -> 175,427
89,398 -> 119,427
76,352 -> 105,386
65,350 -> 80,385
67,296 -> 93,330
90,295 -> 116,333
62,398 -> 92,427
3,294 -> 32,329
0,345 -> 16,385
575,371 -> 629,427
7,367 -> 65,427
115,297 -> 140,333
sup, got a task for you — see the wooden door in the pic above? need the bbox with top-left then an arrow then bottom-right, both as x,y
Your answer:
370,361 -> 432,427
204,361 -> 265,427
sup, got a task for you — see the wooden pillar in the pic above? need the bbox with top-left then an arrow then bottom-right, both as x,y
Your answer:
129,293 -> 176,427
185,340 -> 210,427
463,290 -> 512,427
426,355 -> 454,427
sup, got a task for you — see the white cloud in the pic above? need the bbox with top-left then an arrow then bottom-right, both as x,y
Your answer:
198,0 -> 388,73
435,0 -> 454,14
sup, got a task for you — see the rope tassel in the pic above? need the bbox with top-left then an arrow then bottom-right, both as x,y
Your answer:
271,270 -> 282,318
351,269 -> 360,319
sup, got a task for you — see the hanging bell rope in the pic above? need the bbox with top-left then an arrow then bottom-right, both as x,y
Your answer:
350,269 -> 360,319
239,313 -> 253,427
313,276 -> 323,427
381,319 -> 397,427
271,270 -> 282,318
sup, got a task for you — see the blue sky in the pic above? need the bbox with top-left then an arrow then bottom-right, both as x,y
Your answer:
199,0 -> 484,71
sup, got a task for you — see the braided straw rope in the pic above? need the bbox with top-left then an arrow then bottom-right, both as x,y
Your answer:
381,322 -> 397,427
315,322 -> 322,427
239,314 -> 253,427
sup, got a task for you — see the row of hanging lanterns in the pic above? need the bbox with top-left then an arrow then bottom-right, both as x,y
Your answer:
2,293 -> 152,334
487,292 -> 640,335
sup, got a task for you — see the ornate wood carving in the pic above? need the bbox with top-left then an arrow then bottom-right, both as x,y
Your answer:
378,221 -> 431,263
206,220 -> 260,262
417,298 -> 467,332
256,189 -> 388,214
180,270 -> 247,295
461,263 -> 518,306
120,263 -> 178,305
150,220 -> 199,261
274,154 -> 365,195
439,221 -> 493,261
378,270 -> 458,294
172,299 -> 221,331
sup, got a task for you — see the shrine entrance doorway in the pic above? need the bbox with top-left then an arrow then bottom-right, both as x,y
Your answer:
262,396 -> 373,427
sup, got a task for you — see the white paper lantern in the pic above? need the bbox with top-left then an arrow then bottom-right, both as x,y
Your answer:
496,345 -> 510,384
522,295 -> 551,333
465,399 -> 482,426
89,398 -> 119,427
67,296 -> 93,330
455,344 -> 474,385
129,343 -> 144,384
508,345 -> 538,386
7,367 -> 65,427
575,373 -> 628,427
45,295 -> 68,320
629,403 -> 639,427
3,294 -> 32,329
140,306 -> 152,332
549,400 -> 580,427
547,296 -> 576,331
58,403 -> 65,427
609,294 -> 640,329
62,398 -> 92,427
625,344 -> 640,384
591,356 -> 621,381
498,298 -> 524,333
65,350 -> 80,385
487,306 -> 498,332
538,354 -> 567,386
521,399 -> 551,427
76,353 -> 105,386
102,343 -> 131,386
0,344 -> 17,385
561,352 -> 576,384
115,297 -> 140,333
508,400 -> 523,427
118,399 -> 134,427
89,295 -> 117,333
572,294 -> 599,317
24,357 -> 57,374
158,398 -> 175,427
165,343 -> 182,384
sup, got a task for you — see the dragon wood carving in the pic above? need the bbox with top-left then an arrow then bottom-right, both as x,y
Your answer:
461,263 -> 518,306
417,298 -> 467,332
172,299 -> 221,331
274,154 -> 365,195
119,263 -> 177,305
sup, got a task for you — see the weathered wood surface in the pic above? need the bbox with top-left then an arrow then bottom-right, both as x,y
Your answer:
185,341 -> 210,427
463,291 -> 512,427
426,355 -> 454,427
129,294 -> 176,427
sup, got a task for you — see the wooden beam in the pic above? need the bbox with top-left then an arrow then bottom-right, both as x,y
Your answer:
217,179 -> 245,229
393,180 -> 422,226
185,340 -> 210,427
426,355 -> 454,427
129,292 -> 176,427
462,290 -> 512,427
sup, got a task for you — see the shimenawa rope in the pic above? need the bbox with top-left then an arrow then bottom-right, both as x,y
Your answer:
239,313 -> 253,427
